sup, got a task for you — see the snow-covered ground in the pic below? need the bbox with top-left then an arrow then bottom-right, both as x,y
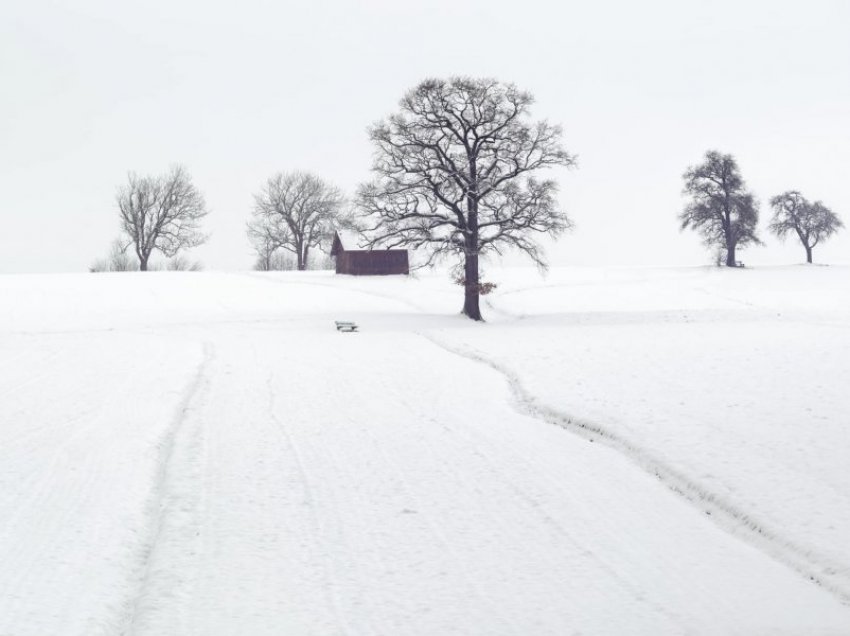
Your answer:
1,266 -> 849,635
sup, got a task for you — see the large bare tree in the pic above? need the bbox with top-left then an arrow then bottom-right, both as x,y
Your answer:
249,172 -> 343,271
769,191 -> 843,263
357,77 -> 575,321
117,165 -> 208,271
680,151 -> 761,267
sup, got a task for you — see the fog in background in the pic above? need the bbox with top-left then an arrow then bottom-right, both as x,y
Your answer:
2,0 -> 848,273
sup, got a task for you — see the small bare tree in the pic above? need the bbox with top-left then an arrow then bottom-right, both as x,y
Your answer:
89,239 -> 139,272
769,191 -> 843,263
117,165 -> 208,271
358,77 -> 575,321
247,216 -> 284,271
680,151 -> 761,267
166,255 -> 203,271
249,172 -> 343,271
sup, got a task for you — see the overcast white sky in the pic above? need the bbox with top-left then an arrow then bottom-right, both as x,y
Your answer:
2,0 -> 848,273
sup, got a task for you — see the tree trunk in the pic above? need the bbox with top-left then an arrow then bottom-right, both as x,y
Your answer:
301,244 -> 310,271
462,242 -> 482,321
139,256 -> 148,271
806,245 -> 813,264
462,165 -> 482,320
725,243 -> 737,267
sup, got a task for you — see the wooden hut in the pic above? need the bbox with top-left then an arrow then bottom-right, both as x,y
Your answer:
330,231 -> 409,276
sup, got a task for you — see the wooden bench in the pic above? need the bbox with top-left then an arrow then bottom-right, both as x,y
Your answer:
335,321 -> 358,332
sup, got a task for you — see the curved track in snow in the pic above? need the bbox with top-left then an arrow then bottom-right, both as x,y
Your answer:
420,332 -> 850,604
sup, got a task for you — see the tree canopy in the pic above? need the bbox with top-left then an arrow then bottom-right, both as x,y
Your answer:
117,165 -> 208,271
680,151 -> 760,267
358,77 -> 575,319
769,191 -> 843,263
249,172 -> 344,271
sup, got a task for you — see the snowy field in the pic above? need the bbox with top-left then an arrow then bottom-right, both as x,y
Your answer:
1,265 -> 849,635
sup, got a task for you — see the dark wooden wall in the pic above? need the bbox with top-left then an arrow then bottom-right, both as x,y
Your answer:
335,250 -> 409,275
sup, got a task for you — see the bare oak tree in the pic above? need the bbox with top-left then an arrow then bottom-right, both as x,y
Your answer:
680,151 -> 760,267
117,165 -> 208,271
357,77 -> 575,321
769,191 -> 843,263
249,172 -> 343,271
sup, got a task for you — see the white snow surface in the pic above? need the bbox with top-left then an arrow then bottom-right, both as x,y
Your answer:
1,266 -> 849,635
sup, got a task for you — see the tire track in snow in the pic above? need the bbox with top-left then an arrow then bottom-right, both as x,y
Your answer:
119,341 -> 215,636
419,332 -> 850,606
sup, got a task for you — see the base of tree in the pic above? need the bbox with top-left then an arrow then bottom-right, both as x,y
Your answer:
461,308 -> 485,322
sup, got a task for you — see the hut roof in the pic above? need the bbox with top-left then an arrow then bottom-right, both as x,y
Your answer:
332,230 -> 367,254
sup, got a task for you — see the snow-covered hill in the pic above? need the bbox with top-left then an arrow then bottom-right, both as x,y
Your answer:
1,266 -> 849,635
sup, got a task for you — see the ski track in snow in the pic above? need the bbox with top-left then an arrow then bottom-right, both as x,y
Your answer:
0,333 -> 206,635
120,341 -> 215,635
418,331 -> 850,605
